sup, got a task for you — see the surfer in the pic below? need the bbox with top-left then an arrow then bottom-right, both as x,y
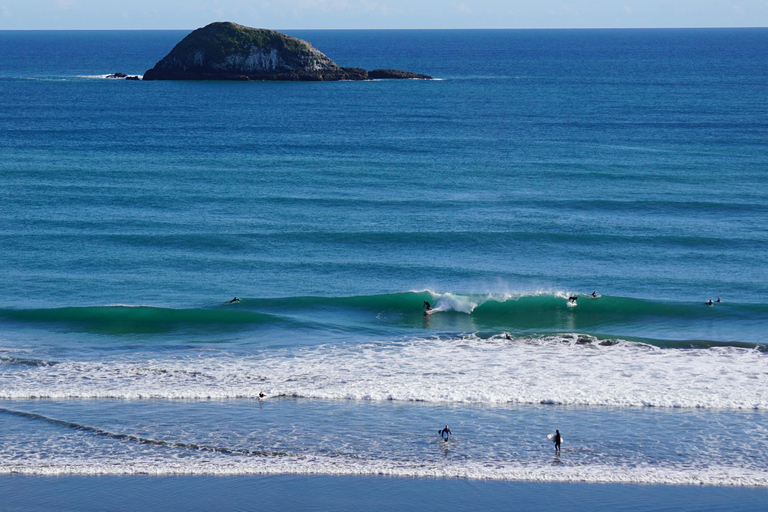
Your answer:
716,297 -> 721,303
591,290 -> 597,298
258,392 -> 265,399
226,297 -> 240,304
424,300 -> 432,311
568,296 -> 578,304
438,425 -> 452,442
706,299 -> 714,306
554,429 -> 561,451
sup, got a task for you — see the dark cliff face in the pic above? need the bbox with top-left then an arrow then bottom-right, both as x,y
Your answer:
143,22 -> 349,80
143,22 -> 431,81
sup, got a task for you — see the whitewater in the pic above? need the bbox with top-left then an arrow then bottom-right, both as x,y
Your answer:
1,331 -> 767,409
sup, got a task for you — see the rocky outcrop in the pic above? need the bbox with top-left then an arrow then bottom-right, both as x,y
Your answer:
107,72 -> 141,80
143,22 -> 431,81
368,69 -> 432,80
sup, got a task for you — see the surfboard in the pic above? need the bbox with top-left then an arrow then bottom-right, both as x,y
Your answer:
547,433 -> 563,442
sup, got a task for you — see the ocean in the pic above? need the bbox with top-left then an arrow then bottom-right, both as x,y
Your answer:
1,28 -> 768,510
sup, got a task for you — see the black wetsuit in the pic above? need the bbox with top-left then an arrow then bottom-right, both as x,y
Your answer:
439,427 -> 452,442
554,431 -> 561,451
424,301 -> 431,311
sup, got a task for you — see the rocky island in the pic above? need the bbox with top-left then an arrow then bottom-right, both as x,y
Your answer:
143,22 -> 432,81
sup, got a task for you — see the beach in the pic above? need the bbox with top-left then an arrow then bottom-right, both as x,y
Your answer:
4,475 -> 768,512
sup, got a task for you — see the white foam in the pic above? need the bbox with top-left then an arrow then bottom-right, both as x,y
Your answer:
422,289 -> 582,314
1,454 -> 767,486
430,292 -> 478,313
77,74 -> 144,80
2,334 -> 767,409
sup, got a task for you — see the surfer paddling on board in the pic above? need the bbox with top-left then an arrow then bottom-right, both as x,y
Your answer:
226,297 -> 240,304
438,425 -> 452,442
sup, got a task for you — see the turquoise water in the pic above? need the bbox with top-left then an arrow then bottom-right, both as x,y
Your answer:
1,29 -> 768,491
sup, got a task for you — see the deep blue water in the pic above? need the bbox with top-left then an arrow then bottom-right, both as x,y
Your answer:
1,28 -> 768,492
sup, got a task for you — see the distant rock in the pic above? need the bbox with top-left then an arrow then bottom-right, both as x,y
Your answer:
142,22 -> 431,81
367,69 -> 432,80
107,72 -> 141,80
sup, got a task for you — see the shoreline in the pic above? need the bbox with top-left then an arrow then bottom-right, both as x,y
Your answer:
2,466 -> 767,488
3,474 -> 768,512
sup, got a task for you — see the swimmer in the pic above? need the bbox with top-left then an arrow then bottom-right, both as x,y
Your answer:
438,425 -> 452,442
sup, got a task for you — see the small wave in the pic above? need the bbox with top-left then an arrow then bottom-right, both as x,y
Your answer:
0,356 -> 58,367
0,407 -> 284,457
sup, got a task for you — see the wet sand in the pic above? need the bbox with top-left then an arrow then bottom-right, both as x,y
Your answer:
2,474 -> 767,512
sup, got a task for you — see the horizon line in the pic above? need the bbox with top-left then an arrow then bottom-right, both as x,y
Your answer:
0,26 -> 766,32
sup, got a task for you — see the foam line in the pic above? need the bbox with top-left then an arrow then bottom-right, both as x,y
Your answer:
2,456 -> 767,486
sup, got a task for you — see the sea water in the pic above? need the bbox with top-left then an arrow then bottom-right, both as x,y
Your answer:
1,29 -> 768,487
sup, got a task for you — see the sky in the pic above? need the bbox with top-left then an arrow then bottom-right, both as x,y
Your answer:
1,0 -> 767,30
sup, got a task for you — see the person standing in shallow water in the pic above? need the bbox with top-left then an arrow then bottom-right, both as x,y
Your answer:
554,429 -> 561,451
439,425 -> 452,442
